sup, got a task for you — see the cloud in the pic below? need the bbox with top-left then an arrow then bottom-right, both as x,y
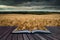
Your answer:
0,0 -> 60,6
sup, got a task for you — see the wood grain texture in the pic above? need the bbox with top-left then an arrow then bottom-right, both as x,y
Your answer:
0,26 -> 60,40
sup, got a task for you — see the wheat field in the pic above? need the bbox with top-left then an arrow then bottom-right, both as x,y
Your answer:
0,14 -> 60,31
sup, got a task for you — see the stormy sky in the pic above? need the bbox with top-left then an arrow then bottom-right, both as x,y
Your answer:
0,0 -> 60,6
0,0 -> 60,11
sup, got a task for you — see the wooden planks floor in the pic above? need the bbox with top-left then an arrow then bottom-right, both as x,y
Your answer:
0,26 -> 60,40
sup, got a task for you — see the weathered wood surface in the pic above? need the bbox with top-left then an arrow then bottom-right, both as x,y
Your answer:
0,26 -> 60,40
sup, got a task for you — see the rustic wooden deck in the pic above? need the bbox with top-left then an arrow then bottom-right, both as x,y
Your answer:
0,26 -> 60,40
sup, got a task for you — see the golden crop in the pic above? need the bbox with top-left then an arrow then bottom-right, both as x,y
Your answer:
0,14 -> 60,31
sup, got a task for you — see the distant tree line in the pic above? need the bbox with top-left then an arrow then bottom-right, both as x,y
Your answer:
0,12 -> 60,15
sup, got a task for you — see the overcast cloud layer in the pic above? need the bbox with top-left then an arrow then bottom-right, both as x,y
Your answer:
0,0 -> 60,6
0,0 -> 60,11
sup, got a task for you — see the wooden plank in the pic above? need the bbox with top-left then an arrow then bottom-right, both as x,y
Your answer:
46,27 -> 60,40
48,34 -> 59,39
7,34 -> 12,40
18,34 -> 23,40
0,27 -> 8,35
31,34 -> 41,40
27,34 -> 35,40
0,26 -> 15,36
35,34 -> 46,40
0,27 -> 15,40
0,26 -> 60,40
51,34 -> 60,40
0,27 -> 9,34
47,27 -> 60,33
0,27 -> 10,38
44,34 -> 58,40
38,34 -> 53,40
38,28 -> 59,40
12,34 -> 18,40
23,34 -> 29,40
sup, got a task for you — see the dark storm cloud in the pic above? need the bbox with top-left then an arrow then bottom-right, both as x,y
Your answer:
0,0 -> 60,6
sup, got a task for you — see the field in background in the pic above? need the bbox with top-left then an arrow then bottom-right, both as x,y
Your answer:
0,13 -> 60,31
